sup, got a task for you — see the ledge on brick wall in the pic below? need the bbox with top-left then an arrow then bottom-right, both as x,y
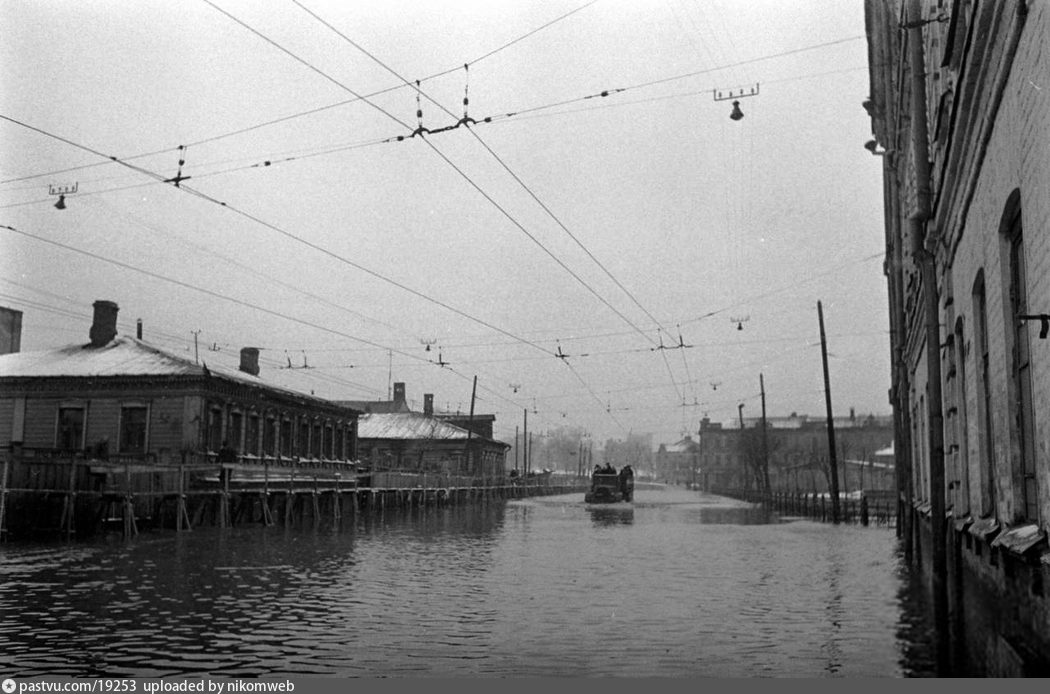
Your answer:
969,516 -> 1001,543
991,524 -> 1046,557
954,515 -> 974,532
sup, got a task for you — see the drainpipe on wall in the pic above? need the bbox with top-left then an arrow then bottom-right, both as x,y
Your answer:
907,0 -> 948,671
887,161 -> 914,553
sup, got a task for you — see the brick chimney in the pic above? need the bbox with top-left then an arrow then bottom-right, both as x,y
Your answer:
239,347 -> 260,376
89,300 -> 118,347
393,382 -> 406,409
424,393 -> 434,416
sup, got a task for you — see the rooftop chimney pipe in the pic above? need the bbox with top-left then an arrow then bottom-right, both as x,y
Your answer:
424,394 -> 434,416
239,347 -> 260,376
89,300 -> 119,347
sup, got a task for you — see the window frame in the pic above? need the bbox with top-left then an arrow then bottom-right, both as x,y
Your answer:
118,401 -> 151,454
55,401 -> 87,451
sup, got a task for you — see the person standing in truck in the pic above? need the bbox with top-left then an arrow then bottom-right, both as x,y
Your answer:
619,464 -> 634,501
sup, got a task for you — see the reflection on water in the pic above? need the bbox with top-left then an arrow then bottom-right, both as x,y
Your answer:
586,505 -> 634,526
0,485 -> 935,677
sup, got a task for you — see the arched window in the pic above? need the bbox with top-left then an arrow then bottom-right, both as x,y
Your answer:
1000,191 -> 1038,521
972,270 -> 995,516
953,317 -> 970,514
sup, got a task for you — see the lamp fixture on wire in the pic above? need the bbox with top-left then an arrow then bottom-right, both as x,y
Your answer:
713,83 -> 759,121
49,182 -> 77,210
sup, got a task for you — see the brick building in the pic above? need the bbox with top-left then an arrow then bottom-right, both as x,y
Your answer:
866,0 -> 1049,673
672,414 -> 894,494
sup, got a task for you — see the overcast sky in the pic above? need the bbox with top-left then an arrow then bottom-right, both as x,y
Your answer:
1,0 -> 888,446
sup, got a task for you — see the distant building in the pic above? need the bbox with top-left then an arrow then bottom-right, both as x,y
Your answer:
357,411 -> 508,486
659,414 -> 894,493
344,382 -> 509,486
655,435 -> 701,486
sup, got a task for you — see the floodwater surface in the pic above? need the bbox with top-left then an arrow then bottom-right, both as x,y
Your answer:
0,485 -> 935,677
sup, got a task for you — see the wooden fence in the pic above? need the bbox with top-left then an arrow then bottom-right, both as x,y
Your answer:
713,487 -> 899,527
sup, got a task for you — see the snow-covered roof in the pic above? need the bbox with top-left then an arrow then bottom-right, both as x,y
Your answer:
0,337 -> 200,378
357,412 -> 474,441
0,337 -> 352,409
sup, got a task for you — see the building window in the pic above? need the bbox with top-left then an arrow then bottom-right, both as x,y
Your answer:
119,404 -> 149,454
1004,204 -> 1038,521
335,426 -> 344,460
323,424 -> 334,459
263,416 -> 276,456
207,405 -> 224,452
280,417 -> 293,457
311,421 -> 322,458
246,414 -> 260,456
56,406 -> 85,451
954,317 -> 970,514
299,419 -> 310,457
973,270 -> 995,516
228,411 -> 244,453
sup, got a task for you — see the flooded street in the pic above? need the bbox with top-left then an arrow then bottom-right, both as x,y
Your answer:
0,486 -> 935,677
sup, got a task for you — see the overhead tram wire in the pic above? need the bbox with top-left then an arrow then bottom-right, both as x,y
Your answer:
203,5 -> 650,433
1,27 -> 863,191
198,5 -> 650,357
88,194 -> 409,337
0,146 -> 563,430
289,1 -> 689,407
2,0 -> 595,186
4,63 -> 866,207
0,223 -> 433,361
285,2 -> 662,348
0,135 -> 393,210
0,113 -> 562,361
287,11 -> 676,434
0,148 -> 564,434
0,220 -> 549,415
483,65 -> 868,128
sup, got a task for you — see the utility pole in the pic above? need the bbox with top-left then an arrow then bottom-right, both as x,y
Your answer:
528,432 -> 533,477
818,300 -> 841,523
523,408 -> 528,477
760,373 -> 771,498
192,329 -> 201,365
465,376 -> 477,479
737,403 -> 747,491
514,426 -> 519,474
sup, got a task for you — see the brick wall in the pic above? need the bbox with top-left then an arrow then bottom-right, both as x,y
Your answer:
943,3 -> 1049,525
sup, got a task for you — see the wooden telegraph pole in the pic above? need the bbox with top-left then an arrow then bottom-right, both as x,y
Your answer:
523,408 -> 529,478
818,300 -> 841,523
760,373 -> 771,498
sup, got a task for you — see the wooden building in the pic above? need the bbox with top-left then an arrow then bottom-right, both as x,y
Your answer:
341,383 -> 509,487
357,412 -> 509,488
0,300 -> 361,537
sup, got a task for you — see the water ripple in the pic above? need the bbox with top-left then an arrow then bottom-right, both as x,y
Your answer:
0,487 -> 932,677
